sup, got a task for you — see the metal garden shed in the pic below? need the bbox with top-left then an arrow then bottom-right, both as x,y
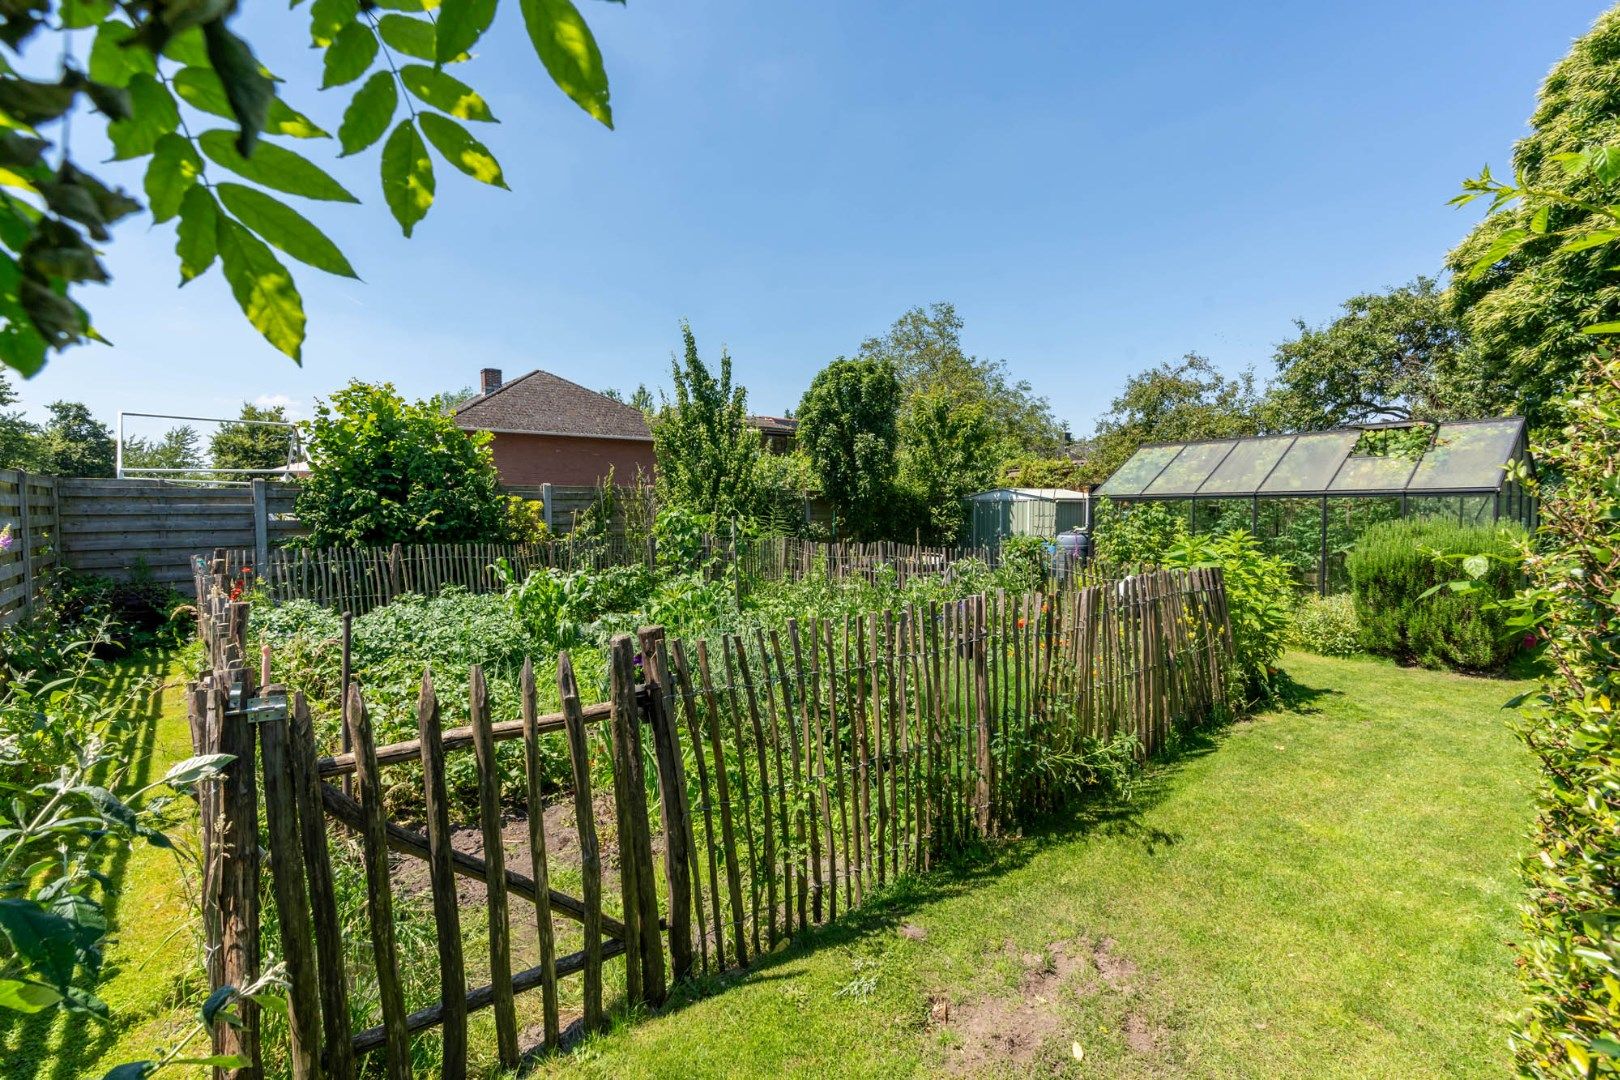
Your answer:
966,487 -> 1092,549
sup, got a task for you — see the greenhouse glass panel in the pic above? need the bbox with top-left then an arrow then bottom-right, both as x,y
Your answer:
1259,430 -> 1358,494
1199,437 -> 1294,494
1143,440 -> 1237,495
1328,454 -> 1414,492
1098,444 -> 1182,496
1406,419 -> 1521,491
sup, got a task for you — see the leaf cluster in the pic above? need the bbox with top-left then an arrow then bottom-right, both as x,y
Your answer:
0,0 -> 619,374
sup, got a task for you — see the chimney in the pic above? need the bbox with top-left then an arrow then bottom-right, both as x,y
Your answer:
480,368 -> 502,395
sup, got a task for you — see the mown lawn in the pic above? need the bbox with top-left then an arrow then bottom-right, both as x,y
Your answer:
537,652 -> 1536,1079
0,649 -> 209,1080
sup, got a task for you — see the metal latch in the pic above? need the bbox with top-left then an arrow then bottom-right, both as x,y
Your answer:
243,691 -> 288,724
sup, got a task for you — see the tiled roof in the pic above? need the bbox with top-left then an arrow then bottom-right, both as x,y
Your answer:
454,369 -> 653,441
749,415 -> 799,435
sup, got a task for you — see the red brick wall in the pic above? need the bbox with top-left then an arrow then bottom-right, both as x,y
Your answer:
485,432 -> 656,487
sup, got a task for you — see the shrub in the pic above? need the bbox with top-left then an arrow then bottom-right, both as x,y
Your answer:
1346,518 -> 1523,671
997,534 -> 1050,593
1509,358 -> 1620,1075
1091,498 -> 1182,572
1290,593 -> 1360,657
297,380 -> 515,547
1160,529 -> 1294,702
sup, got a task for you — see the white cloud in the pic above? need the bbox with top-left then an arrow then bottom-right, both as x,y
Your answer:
252,393 -> 309,420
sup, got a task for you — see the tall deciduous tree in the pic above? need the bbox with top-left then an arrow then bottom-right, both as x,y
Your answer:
208,402 -> 295,473
857,302 -> 1064,461
1083,354 -> 1262,485
0,370 -> 40,470
1265,276 -> 1485,430
652,322 -> 759,522
297,380 -> 509,546
899,390 -> 998,543
1445,7 -> 1620,434
797,356 -> 902,539
123,425 -> 202,474
36,400 -> 114,477
0,0 -> 622,376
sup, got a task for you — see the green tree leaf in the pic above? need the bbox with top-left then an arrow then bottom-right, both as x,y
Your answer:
436,0 -> 497,64
59,0 -> 112,29
309,0 -> 359,47
380,119 -> 435,237
171,69 -> 328,139
519,0 -> 613,128
376,14 -> 439,61
418,112 -> 506,187
217,183 -> 358,278
0,978 -> 62,1013
399,65 -> 496,122
322,22 -> 379,88
217,217 -> 306,360
176,184 -> 220,283
198,130 -> 359,203
87,21 -> 156,89
143,133 -> 203,223
202,22 -> 275,155
338,71 -> 398,157
107,75 -> 179,161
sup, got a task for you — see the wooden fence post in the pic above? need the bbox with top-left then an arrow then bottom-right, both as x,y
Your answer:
288,693 -> 355,1079
520,658 -> 561,1049
639,627 -> 695,983
256,686 -> 320,1080
469,665 -> 520,1070
416,670 -> 469,1075
215,663 -> 262,1079
347,683 -> 411,1079
557,652 -> 604,1031
16,469 -> 33,616
251,478 -> 269,571
609,634 -> 667,1005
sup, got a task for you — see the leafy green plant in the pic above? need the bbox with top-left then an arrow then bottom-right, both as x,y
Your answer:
996,534 -> 1050,593
1091,498 -> 1182,573
1161,529 -> 1294,701
1346,518 -> 1524,672
296,380 -> 516,547
1289,593 -> 1360,658
0,634 -> 231,1027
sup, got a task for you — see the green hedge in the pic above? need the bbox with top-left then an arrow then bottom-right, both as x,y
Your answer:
1346,518 -> 1524,672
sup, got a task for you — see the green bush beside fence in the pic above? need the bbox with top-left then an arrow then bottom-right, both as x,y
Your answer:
1346,518 -> 1524,672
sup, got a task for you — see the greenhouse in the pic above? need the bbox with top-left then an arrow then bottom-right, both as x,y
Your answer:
1096,417 -> 1534,593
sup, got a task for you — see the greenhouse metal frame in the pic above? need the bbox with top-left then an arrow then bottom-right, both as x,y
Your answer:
1096,417 -> 1535,594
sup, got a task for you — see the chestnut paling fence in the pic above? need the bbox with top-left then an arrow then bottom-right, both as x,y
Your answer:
209,534 -> 1063,616
188,560 -> 1233,1078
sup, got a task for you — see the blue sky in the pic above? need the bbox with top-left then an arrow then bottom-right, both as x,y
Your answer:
11,0 -> 1610,446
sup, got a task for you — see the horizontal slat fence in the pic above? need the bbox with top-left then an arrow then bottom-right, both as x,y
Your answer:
217,535 -> 1036,616
58,477 -> 302,584
0,468 -> 57,625
193,560 -> 1231,1076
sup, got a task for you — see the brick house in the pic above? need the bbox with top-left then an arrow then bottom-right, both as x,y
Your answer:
454,368 -> 656,487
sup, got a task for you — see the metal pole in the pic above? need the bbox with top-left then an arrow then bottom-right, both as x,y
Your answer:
251,478 -> 269,570
1250,495 -> 1258,535
115,413 -> 124,479
1318,495 -> 1329,597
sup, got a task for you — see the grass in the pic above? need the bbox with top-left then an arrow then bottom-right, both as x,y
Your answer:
0,648 -> 209,1080
532,651 -> 1536,1079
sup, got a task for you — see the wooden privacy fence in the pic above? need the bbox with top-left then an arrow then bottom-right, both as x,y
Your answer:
190,565 -> 1232,1077
213,534 -> 1017,616
0,468 -> 56,625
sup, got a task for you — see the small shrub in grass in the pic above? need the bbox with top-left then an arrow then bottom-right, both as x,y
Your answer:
997,534 -> 1050,593
1346,518 -> 1524,672
1290,594 -> 1360,657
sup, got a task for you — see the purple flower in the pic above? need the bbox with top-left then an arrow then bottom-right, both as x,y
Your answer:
0,524 -> 13,553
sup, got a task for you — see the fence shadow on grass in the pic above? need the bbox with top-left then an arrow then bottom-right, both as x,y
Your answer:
612,700 -> 1267,1035
0,648 -> 191,1080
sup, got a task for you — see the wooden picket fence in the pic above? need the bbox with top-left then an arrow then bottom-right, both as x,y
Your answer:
188,561 -> 1231,1077
214,534 -> 1031,616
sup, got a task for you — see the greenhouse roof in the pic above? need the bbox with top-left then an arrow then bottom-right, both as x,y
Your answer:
1097,417 -> 1527,500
